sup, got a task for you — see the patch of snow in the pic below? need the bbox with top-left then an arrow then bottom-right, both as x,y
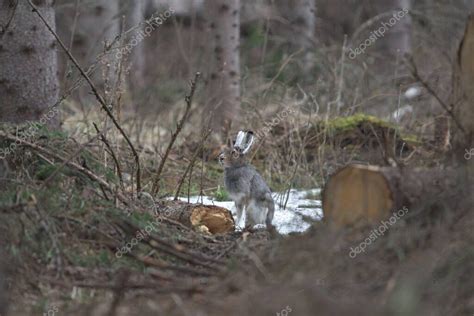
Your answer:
391,104 -> 413,122
176,188 -> 322,234
404,86 -> 422,99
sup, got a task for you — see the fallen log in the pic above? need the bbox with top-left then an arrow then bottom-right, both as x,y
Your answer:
321,164 -> 459,226
158,200 -> 235,234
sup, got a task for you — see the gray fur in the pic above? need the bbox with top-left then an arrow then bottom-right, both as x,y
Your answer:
221,151 -> 275,230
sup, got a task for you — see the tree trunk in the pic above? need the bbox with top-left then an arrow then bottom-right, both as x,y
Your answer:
372,0 -> 412,56
0,0 -> 59,126
277,0 -> 316,71
120,0 -> 146,94
0,258 -> 6,316
453,14 -> 474,163
56,0 -> 119,105
149,0 -> 203,15
205,0 -> 241,138
322,164 -> 460,226
323,15 -> 474,225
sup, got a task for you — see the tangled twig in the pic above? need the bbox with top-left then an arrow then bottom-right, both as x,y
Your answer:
406,56 -> 466,135
93,122 -> 125,190
174,129 -> 212,200
0,131 -> 129,204
26,0 -> 142,193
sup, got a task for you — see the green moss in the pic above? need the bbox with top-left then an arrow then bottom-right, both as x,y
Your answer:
325,113 -> 392,132
319,114 -> 421,145
400,133 -> 422,145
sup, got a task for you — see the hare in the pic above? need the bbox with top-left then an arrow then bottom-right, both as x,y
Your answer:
219,131 -> 275,230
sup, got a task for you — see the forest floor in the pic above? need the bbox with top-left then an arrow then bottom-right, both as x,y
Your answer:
0,117 -> 472,316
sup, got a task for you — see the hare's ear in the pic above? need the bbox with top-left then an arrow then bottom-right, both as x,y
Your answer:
241,131 -> 254,154
234,131 -> 245,151
234,130 -> 254,154
233,130 -> 254,154
234,131 -> 246,149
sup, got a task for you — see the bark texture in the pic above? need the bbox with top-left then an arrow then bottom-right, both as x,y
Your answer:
69,0 -> 119,64
372,0 -> 412,56
0,259 -> 6,316
453,14 -> 474,162
0,0 -> 59,125
150,0 -> 203,15
0,249 -> 8,315
56,0 -> 119,103
277,0 -> 316,70
120,0 -> 146,94
206,0 -> 241,137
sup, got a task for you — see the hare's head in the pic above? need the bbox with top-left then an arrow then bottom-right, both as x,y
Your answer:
219,130 -> 254,168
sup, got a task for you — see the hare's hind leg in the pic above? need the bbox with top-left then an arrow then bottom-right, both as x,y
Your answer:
265,194 -> 275,230
245,201 -> 254,229
246,199 -> 265,229
235,201 -> 244,227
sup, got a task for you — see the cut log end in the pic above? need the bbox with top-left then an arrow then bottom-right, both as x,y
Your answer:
322,164 -> 394,226
161,201 -> 235,234
190,205 -> 235,234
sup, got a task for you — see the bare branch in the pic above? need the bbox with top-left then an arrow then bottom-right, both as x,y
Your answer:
0,131 -> 129,204
406,56 -> 466,135
174,129 -> 212,200
93,122 -> 125,190
151,72 -> 201,195
26,0 -> 142,193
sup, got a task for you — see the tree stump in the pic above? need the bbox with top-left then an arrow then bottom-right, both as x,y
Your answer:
159,201 -> 235,234
322,164 -> 458,226
453,14 -> 474,161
